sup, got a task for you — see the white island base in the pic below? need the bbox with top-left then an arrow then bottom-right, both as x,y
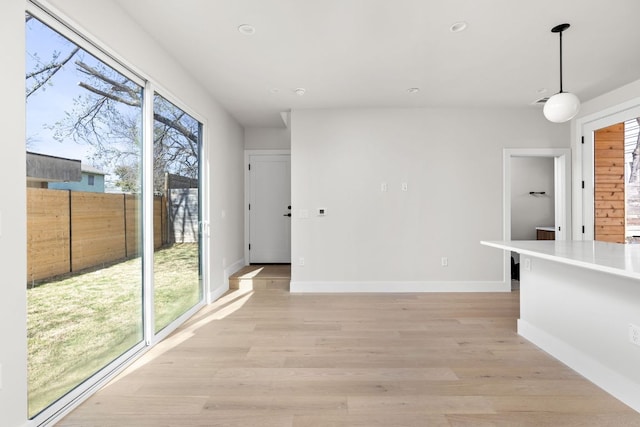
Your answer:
482,240 -> 640,413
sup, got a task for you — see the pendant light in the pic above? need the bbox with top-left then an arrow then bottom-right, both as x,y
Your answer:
543,23 -> 581,123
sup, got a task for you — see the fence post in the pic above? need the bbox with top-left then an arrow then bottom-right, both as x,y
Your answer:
123,193 -> 128,258
68,190 -> 73,273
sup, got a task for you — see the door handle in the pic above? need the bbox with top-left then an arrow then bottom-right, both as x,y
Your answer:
283,213 -> 291,217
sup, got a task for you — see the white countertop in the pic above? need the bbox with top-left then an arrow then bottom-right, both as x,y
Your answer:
535,226 -> 555,232
481,240 -> 640,281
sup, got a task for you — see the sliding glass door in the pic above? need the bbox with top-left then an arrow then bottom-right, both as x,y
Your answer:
25,9 -> 205,421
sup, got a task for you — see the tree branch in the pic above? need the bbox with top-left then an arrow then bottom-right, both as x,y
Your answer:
153,113 -> 198,144
78,82 -> 141,107
26,47 -> 80,98
76,60 -> 140,102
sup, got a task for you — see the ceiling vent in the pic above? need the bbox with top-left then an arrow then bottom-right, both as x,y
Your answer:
532,97 -> 550,106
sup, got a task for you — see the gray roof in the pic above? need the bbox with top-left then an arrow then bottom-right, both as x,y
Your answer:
81,164 -> 107,175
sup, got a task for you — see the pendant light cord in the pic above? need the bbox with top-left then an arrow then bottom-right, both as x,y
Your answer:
559,30 -> 564,93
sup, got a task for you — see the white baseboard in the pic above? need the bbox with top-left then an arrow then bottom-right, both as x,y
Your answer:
208,284 -> 228,304
518,319 -> 640,413
290,280 -> 509,293
225,258 -> 246,281
209,258 -> 245,303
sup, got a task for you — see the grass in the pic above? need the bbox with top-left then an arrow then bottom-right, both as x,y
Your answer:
154,244 -> 201,332
27,243 -> 199,418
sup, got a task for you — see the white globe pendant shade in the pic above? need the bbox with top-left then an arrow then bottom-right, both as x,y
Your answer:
543,92 -> 581,123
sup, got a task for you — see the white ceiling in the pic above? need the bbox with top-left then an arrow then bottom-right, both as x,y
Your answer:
115,0 -> 640,128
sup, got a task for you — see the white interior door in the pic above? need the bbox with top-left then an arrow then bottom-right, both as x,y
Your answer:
249,154 -> 291,263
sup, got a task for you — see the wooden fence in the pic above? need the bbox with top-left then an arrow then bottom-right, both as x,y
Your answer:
27,188 -> 168,283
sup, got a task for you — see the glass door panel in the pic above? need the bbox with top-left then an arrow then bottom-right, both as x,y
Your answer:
152,94 -> 202,332
26,14 -> 144,418
625,118 -> 640,242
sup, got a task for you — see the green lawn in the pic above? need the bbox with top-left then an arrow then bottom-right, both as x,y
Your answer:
27,243 -> 200,418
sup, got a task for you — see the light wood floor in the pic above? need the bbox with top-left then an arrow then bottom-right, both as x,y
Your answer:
229,264 -> 291,290
58,290 -> 640,426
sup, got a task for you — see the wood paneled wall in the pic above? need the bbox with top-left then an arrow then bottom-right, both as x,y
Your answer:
594,123 -> 625,243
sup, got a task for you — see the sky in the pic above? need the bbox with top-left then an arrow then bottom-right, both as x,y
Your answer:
25,15 -> 142,189
26,16 -> 95,161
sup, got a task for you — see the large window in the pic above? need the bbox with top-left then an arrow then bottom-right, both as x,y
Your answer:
25,10 -> 204,421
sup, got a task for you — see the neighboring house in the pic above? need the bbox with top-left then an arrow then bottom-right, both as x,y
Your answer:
49,164 -> 107,193
26,152 -> 106,193
26,151 -> 81,189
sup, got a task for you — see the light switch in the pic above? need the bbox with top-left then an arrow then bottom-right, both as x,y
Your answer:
381,183 -> 388,192
401,182 -> 408,191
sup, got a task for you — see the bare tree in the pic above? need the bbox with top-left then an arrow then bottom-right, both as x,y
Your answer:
26,13 -> 199,193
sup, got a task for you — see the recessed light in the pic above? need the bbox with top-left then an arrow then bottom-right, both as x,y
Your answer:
537,88 -> 548,94
294,88 -> 306,96
407,87 -> 420,94
237,24 -> 256,35
450,21 -> 468,33
269,88 -> 280,94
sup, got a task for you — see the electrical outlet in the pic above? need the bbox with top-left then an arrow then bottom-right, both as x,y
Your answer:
298,257 -> 305,266
629,323 -> 640,346
441,257 -> 448,267
381,183 -> 388,192
401,182 -> 408,191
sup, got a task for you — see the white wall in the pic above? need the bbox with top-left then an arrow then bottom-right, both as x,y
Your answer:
1,1 -> 244,425
245,127 -> 291,150
576,79 -> 640,120
290,107 -> 569,292
0,2 -> 28,426
510,157 -> 555,240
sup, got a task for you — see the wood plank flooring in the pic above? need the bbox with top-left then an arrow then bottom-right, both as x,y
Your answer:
57,290 -> 640,426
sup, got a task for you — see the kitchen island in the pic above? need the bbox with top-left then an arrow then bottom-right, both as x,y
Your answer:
482,240 -> 640,413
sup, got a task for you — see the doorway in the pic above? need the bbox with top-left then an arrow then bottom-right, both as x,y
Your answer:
589,119 -> 640,243
245,151 -> 291,264
503,148 -> 571,287
580,105 -> 640,241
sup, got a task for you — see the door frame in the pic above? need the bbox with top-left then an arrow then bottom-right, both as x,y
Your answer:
503,148 -> 571,284
244,149 -> 291,265
575,100 -> 640,240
